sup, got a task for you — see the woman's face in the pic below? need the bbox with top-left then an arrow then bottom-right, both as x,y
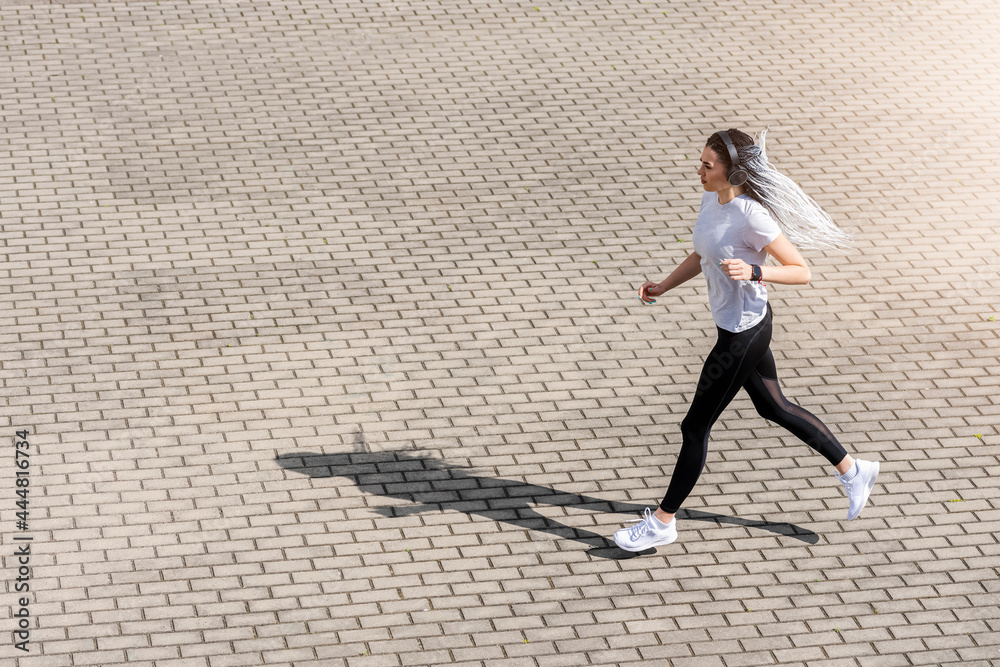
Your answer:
697,146 -> 730,192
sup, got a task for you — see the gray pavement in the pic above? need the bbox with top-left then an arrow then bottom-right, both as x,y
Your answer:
1,0 -> 999,665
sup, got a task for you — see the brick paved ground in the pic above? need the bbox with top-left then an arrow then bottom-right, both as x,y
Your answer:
1,0 -> 998,665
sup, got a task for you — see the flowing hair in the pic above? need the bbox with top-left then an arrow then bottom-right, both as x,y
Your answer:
706,128 -> 856,253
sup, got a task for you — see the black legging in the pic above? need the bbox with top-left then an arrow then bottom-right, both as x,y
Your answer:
659,303 -> 848,513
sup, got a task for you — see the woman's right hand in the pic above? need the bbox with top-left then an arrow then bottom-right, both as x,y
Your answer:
639,281 -> 664,304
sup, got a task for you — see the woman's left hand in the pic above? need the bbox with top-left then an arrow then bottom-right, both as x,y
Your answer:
720,258 -> 752,280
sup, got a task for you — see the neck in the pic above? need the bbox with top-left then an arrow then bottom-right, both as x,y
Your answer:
717,185 -> 745,205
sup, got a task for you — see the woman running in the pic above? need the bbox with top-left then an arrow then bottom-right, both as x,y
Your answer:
614,128 -> 879,552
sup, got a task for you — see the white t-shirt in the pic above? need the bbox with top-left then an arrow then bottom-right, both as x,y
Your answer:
691,191 -> 782,333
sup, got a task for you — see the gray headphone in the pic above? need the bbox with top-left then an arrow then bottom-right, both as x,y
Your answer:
718,130 -> 749,187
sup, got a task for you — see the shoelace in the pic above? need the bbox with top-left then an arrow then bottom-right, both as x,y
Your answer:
626,508 -> 655,540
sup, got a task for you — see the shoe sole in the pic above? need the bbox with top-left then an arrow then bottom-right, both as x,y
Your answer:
613,532 -> 678,552
848,461 -> 879,520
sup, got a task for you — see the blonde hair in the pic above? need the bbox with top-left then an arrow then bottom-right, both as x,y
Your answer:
708,128 -> 856,253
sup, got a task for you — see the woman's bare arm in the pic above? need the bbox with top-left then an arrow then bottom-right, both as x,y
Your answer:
760,234 -> 810,285
641,251 -> 703,301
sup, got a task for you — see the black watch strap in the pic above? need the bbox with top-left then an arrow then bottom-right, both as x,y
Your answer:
750,264 -> 762,282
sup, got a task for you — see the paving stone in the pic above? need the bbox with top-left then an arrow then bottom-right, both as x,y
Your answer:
4,1 -> 1000,666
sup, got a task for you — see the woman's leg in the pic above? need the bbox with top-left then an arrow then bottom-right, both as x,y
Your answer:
742,348 -> 880,520
741,348 -> 849,467
657,315 -> 773,518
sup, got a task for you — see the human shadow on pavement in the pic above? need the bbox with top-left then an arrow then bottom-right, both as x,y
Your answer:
276,445 -> 819,560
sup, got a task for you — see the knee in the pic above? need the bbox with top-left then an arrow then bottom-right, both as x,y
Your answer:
754,402 -> 782,423
680,416 -> 709,444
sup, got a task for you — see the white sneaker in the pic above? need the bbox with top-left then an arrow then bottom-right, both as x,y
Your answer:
612,508 -> 678,552
840,459 -> 879,520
